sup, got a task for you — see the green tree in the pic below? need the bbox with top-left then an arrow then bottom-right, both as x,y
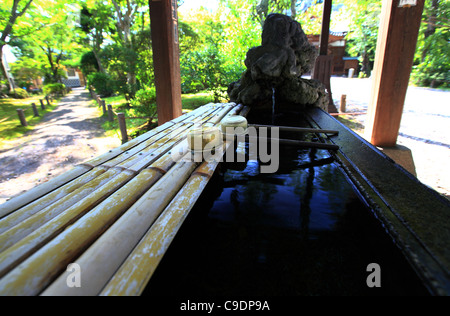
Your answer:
9,1 -> 86,84
412,0 -> 450,88
0,0 -> 34,90
9,56 -> 44,89
79,2 -> 115,74
343,0 -> 382,77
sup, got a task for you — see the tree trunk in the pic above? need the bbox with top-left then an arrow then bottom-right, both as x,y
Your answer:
256,0 -> 270,27
361,49 -> 371,78
424,0 -> 438,38
111,0 -> 137,96
291,0 -> 297,19
0,45 -> 14,91
92,48 -> 106,74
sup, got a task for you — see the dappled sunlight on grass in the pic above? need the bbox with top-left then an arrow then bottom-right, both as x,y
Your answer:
0,95 -> 59,146
181,91 -> 214,110
98,91 -> 216,140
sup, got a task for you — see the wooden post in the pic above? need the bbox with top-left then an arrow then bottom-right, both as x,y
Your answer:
107,104 -> 114,122
319,0 -> 332,56
312,0 -> 337,113
340,95 -> 346,113
117,113 -> 128,144
101,100 -> 107,115
31,103 -> 40,117
45,95 -> 50,106
17,109 -> 27,127
39,99 -> 45,110
149,0 -> 183,126
365,0 -> 425,147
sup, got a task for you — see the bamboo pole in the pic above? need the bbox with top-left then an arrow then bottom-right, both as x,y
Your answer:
239,105 -> 251,117
0,168 -> 135,283
116,107 -> 221,171
16,109 -> 27,127
0,165 -> 92,220
83,101 -> 213,168
248,124 -> 339,135
0,167 -> 123,252
0,103 -> 223,220
1,103 -> 219,233
246,135 -> 339,151
99,105 -> 219,170
41,161 -> 197,296
0,102 -> 240,295
85,120 -> 176,167
101,157 -> 226,296
0,166 -> 108,235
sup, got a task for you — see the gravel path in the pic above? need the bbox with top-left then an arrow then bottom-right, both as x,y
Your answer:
330,76 -> 450,199
0,88 -> 121,205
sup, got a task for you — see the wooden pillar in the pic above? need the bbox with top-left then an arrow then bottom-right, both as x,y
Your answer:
365,0 -> 425,147
319,0 -> 332,56
17,109 -> 27,127
107,104 -> 114,122
117,113 -> 128,144
313,0 -> 337,113
31,103 -> 40,117
149,0 -> 182,126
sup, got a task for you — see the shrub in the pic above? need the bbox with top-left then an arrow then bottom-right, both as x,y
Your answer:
43,83 -> 66,96
8,88 -> 29,99
87,72 -> 115,97
130,87 -> 157,117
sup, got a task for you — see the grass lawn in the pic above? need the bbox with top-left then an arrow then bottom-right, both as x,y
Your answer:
100,91 -> 215,139
0,95 -> 59,146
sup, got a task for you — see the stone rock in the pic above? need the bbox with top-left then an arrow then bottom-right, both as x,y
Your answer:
228,13 -> 328,111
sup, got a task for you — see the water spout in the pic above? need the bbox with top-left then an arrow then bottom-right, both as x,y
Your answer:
272,87 -> 276,125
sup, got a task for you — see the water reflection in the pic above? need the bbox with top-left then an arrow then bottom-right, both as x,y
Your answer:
144,113 -> 430,296
212,144 -> 353,240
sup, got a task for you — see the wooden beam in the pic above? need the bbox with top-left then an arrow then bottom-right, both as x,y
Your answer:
313,0 -> 338,113
365,0 -> 425,147
319,0 -> 332,56
149,0 -> 183,126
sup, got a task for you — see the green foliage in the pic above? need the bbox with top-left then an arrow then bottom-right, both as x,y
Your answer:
343,0 -> 382,77
411,0 -> 450,88
87,72 -> 115,97
43,83 -> 66,96
80,51 -> 99,77
412,28 -> 450,88
179,4 -> 260,101
8,88 -> 29,99
130,87 -> 157,117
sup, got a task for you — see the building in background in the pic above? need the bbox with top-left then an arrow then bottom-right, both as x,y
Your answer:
307,31 -> 359,76
61,68 -> 86,88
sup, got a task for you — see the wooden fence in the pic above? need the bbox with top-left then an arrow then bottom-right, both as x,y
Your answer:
88,86 -> 156,144
16,95 -> 54,127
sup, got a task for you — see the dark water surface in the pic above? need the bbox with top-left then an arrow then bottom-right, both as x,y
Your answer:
144,113 -> 429,296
